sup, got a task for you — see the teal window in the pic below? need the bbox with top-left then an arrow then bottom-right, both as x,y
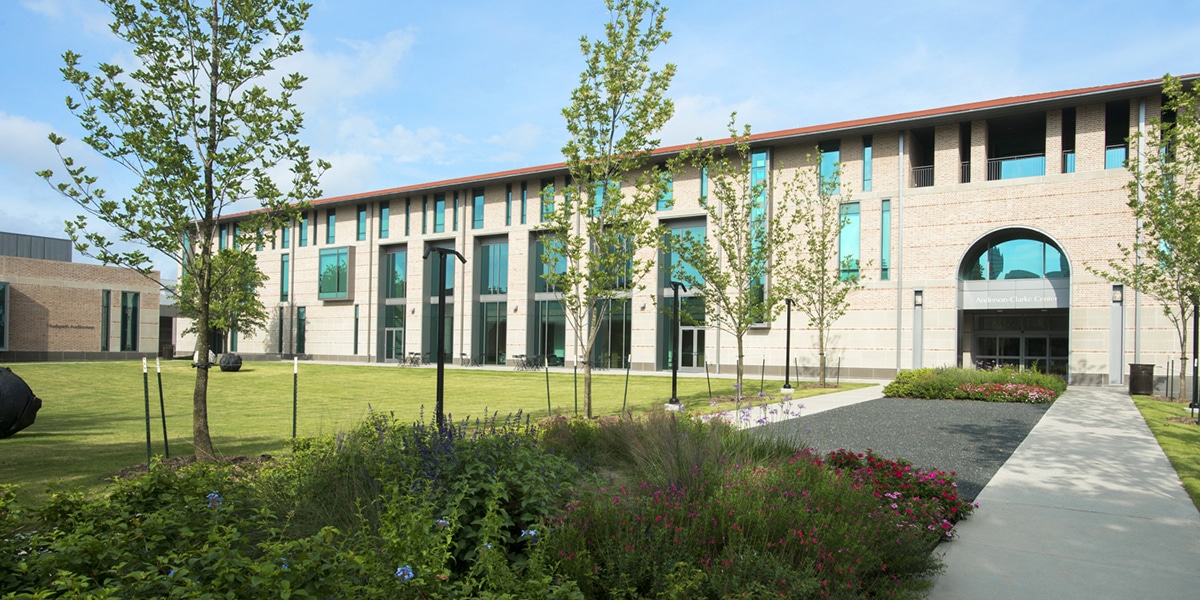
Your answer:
476,301 -> 508,365
255,227 -> 264,251
120,291 -> 139,352
880,200 -> 891,280
592,298 -> 632,369
473,188 -> 485,229
0,282 -> 8,351
434,193 -> 445,233
520,182 -> 528,224
663,223 -> 706,285
299,213 -> 308,247
452,192 -> 459,231
534,236 -> 567,293
353,305 -> 359,355
100,290 -> 110,351
218,224 -> 227,250
230,327 -> 238,352
425,248 -> 456,296
326,209 -> 336,244
405,198 -> 411,236
750,149 -> 768,223
280,254 -> 290,301
862,136 -> 873,192
422,196 -> 428,234
532,300 -> 565,365
699,167 -> 708,205
839,202 -> 861,280
657,172 -> 673,211
478,241 -> 509,294
296,306 -> 306,354
379,201 -> 390,239
960,234 -> 1070,280
281,225 -> 290,249
385,250 -> 407,299
505,184 -> 513,226
1064,151 -> 1076,173
357,204 -> 367,241
820,140 -> 841,192
1105,145 -> 1127,169
540,178 -> 555,222
318,247 -> 350,300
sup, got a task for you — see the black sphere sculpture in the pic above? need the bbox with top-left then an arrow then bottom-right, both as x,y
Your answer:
0,366 -> 42,438
219,353 -> 243,372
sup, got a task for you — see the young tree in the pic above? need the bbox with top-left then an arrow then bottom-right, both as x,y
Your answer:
38,0 -> 326,460
1095,74 -> 1200,396
175,247 -> 270,348
546,0 -> 675,417
779,151 -> 866,387
666,117 -> 796,399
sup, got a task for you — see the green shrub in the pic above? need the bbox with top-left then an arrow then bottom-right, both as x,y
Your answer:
884,366 -> 1064,402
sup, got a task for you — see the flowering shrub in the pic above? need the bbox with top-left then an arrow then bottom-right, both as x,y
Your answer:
954,382 -> 1058,403
885,366 -> 1064,402
821,448 -> 977,529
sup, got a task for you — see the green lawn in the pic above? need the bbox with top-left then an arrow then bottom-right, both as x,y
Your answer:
1133,395 -> 1200,511
0,360 -> 860,506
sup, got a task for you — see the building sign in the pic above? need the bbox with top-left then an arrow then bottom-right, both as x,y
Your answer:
959,279 -> 1069,310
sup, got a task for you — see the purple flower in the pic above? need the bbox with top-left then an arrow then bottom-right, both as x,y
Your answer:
395,565 -> 414,581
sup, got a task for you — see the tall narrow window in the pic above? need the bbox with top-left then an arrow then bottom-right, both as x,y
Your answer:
326,209 -> 336,244
281,224 -> 290,249
520,182 -> 528,224
750,149 -> 768,222
473,187 -> 485,229
385,250 -> 407,298
310,213 -> 317,245
880,199 -> 891,280
353,305 -> 360,355
299,213 -> 308,247
405,198 -> 412,236
379,201 -> 390,239
839,202 -> 861,280
819,140 -> 841,193
699,167 -> 708,205
452,192 -> 459,231
505,183 -> 513,226
540,178 -> 555,222
657,172 -> 673,211
218,224 -> 227,250
280,254 -> 290,301
100,289 -> 110,351
862,135 -> 873,192
479,241 -> 509,295
422,196 -> 428,234
434,193 -> 445,233
356,204 -> 367,241
120,291 -> 139,352
255,227 -> 264,251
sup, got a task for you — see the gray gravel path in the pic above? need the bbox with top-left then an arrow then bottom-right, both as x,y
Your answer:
750,398 -> 1051,501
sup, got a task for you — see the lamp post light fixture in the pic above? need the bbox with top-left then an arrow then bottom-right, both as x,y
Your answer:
423,245 -> 467,431
783,298 -> 794,394
669,281 -> 687,405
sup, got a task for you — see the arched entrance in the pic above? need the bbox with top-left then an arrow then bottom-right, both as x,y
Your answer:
957,228 -> 1070,376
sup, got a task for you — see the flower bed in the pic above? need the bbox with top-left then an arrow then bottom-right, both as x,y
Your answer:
884,366 -> 1064,403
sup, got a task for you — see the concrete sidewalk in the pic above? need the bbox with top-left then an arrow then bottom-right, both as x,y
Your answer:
927,386 -> 1200,599
705,383 -> 885,428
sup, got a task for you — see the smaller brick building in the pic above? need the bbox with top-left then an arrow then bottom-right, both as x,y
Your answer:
0,232 -> 162,362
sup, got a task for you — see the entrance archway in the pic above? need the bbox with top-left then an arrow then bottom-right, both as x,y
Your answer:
957,228 -> 1071,376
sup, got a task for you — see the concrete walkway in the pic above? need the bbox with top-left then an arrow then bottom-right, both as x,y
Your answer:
706,383 -> 885,428
927,386 -> 1200,599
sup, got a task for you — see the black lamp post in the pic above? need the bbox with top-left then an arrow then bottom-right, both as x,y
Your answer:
783,298 -> 794,391
424,245 -> 467,430
669,281 -> 687,404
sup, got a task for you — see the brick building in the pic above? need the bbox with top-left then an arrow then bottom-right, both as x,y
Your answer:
183,75 -> 1191,387
0,232 -> 163,361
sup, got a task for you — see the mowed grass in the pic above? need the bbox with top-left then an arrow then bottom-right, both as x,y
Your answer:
1133,395 -> 1200,511
0,359 -> 861,506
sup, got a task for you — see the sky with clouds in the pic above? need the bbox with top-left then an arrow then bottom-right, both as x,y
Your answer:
1,0 -> 1197,278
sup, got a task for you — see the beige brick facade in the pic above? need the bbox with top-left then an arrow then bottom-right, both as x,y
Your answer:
182,77 -> 1183,387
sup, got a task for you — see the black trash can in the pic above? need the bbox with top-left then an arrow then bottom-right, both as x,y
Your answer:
1129,363 -> 1155,396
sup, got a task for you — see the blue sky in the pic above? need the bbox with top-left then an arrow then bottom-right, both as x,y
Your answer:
1,0 -> 1197,277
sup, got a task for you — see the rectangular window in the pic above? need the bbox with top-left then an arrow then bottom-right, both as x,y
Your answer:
218,224 -> 227,250
520,182 -> 528,224
326,209 -> 336,244
299,213 -> 308,247
233,223 -> 241,248
506,184 -> 513,226
100,289 -> 110,351
280,254 -> 290,301
0,282 -> 8,351
478,241 -> 509,295
379,201 -> 390,239
353,305 -> 359,355
385,250 -> 407,298
862,135 -> 873,192
452,192 -> 459,231
839,202 -> 861,280
383,305 -> 405,361
820,140 -> 841,193
880,199 -> 891,280
318,247 -> 350,300
405,198 -> 412,236
750,149 -> 768,223
255,227 -> 264,251
540,178 -> 555,222
120,291 -> 139,352
357,204 -> 367,241
281,224 -> 290,249
434,193 -> 445,233
699,167 -> 708,205
473,188 -> 485,229
657,172 -> 673,211
422,196 -> 428,234
534,236 -> 567,293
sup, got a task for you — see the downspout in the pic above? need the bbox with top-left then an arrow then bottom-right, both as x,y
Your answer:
1135,98 -> 1145,364
895,131 -> 905,373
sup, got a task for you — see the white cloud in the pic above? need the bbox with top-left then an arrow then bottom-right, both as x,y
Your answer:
285,28 -> 417,110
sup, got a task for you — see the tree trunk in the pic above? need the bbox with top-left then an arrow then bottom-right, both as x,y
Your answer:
584,359 -> 593,419
735,336 -> 745,411
192,274 -> 216,461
